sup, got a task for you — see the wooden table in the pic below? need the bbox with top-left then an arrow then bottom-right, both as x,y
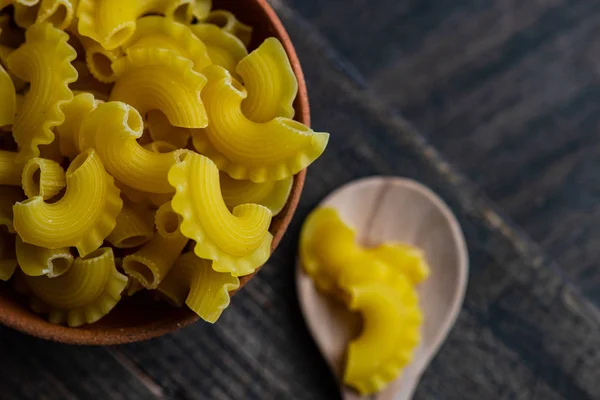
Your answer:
1,1 -> 600,399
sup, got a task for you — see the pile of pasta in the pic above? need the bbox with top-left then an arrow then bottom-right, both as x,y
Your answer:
0,0 -> 329,327
300,208 -> 430,395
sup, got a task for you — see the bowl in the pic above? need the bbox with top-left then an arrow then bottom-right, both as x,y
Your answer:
0,0 -> 309,345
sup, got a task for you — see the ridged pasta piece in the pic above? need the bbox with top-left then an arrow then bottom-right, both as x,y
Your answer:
80,101 -> 190,193
106,201 -> 154,249
55,92 -> 99,159
6,22 -> 78,162
0,64 -> 15,128
0,228 -> 17,281
15,236 -> 73,277
0,186 -> 24,232
142,138 -> 178,154
157,251 -> 239,323
21,157 -> 65,199
204,10 -> 252,47
70,61 -> 112,100
168,151 -> 273,276
192,0 -> 211,21
0,46 -> 27,92
192,65 -> 329,182
343,278 -> 422,395
237,38 -> 298,122
146,110 -> 191,149
366,243 -> 431,285
122,202 -> 188,289
38,138 -> 64,163
190,23 -> 247,74
76,32 -> 122,83
125,277 -> 144,296
221,173 -> 293,217
111,48 -> 208,129
13,149 -> 123,256
122,16 -> 211,73
22,247 -> 128,327
0,150 -> 23,186
76,0 -> 195,50
14,0 -> 76,30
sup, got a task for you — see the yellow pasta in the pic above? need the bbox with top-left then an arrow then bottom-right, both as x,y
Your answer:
190,23 -> 247,74
0,186 -> 25,232
146,110 -> 191,149
237,38 -> 297,122
122,16 -> 211,73
168,151 -> 273,276
157,252 -> 239,323
38,138 -> 65,163
77,33 -> 122,83
122,202 -> 188,289
142,138 -> 178,154
110,48 -> 208,129
0,228 -> 17,281
21,157 -> 66,200
125,277 -> 144,296
76,0 -> 195,50
80,101 -> 190,193
0,150 -> 23,186
0,47 -> 27,93
22,247 -> 128,327
366,243 -> 431,285
0,64 -> 15,128
106,201 -> 154,249
15,236 -> 73,277
192,0 -> 211,21
14,0 -> 76,30
13,149 -> 123,256
343,278 -> 422,395
221,173 -> 293,217
192,65 -> 328,182
6,22 -> 78,163
205,10 -> 252,47
55,92 -> 100,159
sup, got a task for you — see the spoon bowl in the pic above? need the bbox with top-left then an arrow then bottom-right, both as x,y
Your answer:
296,176 -> 468,399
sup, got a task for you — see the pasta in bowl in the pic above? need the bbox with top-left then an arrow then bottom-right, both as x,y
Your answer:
0,0 -> 321,344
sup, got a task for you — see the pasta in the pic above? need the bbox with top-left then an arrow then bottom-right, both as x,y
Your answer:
110,48 -> 208,129
366,243 -> 431,285
77,0 -> 195,50
6,22 -> 78,163
157,252 -> 239,323
0,64 -> 15,128
221,173 -> 293,217
122,202 -> 188,289
192,65 -> 328,182
55,92 -> 100,159
38,139 -> 65,163
191,0 -> 211,21
168,151 -> 273,276
13,149 -> 123,256
16,236 -> 73,277
79,101 -> 190,193
22,247 -> 128,327
190,23 -> 247,74
0,186 -> 24,232
237,38 -> 297,122
0,150 -> 23,186
146,110 -> 191,149
343,278 -> 422,395
122,16 -> 211,73
106,201 -> 154,249
21,157 -> 66,200
70,30 -> 123,83
204,10 -> 252,47
0,228 -> 17,281
14,0 -> 76,30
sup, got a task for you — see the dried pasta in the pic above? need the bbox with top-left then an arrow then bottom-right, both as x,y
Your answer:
106,201 -> 154,249
13,149 -> 123,256
21,157 -> 66,200
0,186 -> 24,232
221,173 -> 293,217
205,10 -> 252,47
16,236 -> 73,277
192,65 -> 328,182
55,92 -> 100,159
68,29 -> 122,83
0,150 -> 23,186
6,22 -> 77,162
168,151 -> 273,276
146,110 -> 191,149
0,64 -> 15,128
366,243 -> 430,285
14,0 -> 76,30
190,23 -> 247,74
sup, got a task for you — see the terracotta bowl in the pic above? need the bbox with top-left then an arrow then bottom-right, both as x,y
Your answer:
0,0 -> 309,345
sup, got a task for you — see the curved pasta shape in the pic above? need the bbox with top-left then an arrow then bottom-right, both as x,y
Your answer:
192,66 -> 329,182
205,10 -> 252,47
157,252 -> 239,323
221,173 -> 292,217
14,0 -> 75,30
190,23 -> 247,74
55,92 -> 100,159
23,247 -> 128,327
0,64 -> 15,128
111,48 -> 208,128
122,16 -> 211,73
146,110 -> 191,149
0,186 -> 25,232
16,236 -> 73,277
21,157 -> 66,200
69,31 -> 123,83
366,243 -> 431,285
77,0 -> 194,50
13,149 -> 123,256
0,46 -> 27,93
343,278 -> 422,395
0,150 -> 23,186
122,202 -> 188,288
0,228 -> 17,281
168,151 -> 273,276
38,138 -> 64,163
70,61 -> 112,101
6,22 -> 78,162
192,0 -> 211,21
80,101 -> 189,193
143,139 -> 178,154
237,38 -> 297,122
106,201 -> 154,249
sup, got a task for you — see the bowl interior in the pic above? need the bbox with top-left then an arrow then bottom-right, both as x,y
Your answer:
0,0 -> 309,345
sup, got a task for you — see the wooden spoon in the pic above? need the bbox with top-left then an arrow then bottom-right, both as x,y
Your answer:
296,177 -> 468,400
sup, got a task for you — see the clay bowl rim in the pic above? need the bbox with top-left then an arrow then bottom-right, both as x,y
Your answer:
0,0 -> 309,345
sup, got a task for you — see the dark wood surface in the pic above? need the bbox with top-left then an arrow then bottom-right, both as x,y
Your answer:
2,1 -> 600,399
